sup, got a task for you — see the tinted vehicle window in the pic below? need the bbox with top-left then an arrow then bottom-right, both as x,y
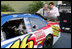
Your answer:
29,17 -> 46,31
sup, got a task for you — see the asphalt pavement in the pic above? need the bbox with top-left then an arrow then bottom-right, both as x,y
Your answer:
53,32 -> 71,48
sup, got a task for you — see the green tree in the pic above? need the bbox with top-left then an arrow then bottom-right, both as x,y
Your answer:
1,4 -> 15,12
28,1 -> 43,13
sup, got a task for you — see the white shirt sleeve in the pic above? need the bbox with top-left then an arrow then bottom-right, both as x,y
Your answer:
36,8 -> 42,14
36,8 -> 44,16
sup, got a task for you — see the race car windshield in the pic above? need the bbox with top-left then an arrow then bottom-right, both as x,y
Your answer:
2,18 -> 27,40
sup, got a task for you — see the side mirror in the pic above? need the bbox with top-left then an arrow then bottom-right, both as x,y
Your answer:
32,25 -> 36,29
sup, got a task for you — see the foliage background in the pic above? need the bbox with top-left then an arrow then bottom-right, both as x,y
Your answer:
1,4 -> 15,12
1,1 -> 58,13
27,1 -> 44,13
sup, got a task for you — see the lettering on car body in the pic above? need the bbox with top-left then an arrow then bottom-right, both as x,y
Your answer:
34,30 -> 46,40
10,34 -> 34,48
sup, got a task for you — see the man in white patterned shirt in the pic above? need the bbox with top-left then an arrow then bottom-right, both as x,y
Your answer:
47,2 -> 60,21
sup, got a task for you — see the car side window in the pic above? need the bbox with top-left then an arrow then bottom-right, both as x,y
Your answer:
2,18 -> 27,40
29,17 -> 46,31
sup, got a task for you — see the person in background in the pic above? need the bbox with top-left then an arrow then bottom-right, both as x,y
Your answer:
36,3 -> 50,20
46,2 -> 60,21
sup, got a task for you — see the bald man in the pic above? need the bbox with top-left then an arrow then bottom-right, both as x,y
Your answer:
36,4 -> 50,20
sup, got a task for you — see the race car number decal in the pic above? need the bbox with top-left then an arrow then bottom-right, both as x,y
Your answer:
10,34 -> 34,48
10,39 -> 20,48
51,25 -> 59,37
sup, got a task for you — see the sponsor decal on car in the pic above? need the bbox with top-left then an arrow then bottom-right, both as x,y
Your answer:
34,30 -> 46,40
51,25 -> 59,37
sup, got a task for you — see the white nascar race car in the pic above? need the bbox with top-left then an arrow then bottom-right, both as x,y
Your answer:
1,13 -> 61,48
